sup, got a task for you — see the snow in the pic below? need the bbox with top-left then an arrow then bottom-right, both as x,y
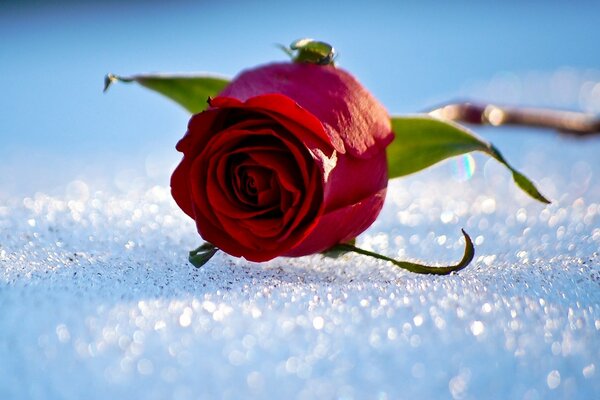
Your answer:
1,129 -> 599,399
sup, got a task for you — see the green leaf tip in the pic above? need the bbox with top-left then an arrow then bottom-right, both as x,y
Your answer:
102,72 -> 230,114
189,242 -> 219,268
488,145 -> 551,204
284,38 -> 336,65
103,73 -> 115,92
331,229 -> 474,275
103,73 -> 128,93
387,115 -> 550,204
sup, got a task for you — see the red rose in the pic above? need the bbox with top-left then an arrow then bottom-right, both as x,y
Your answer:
171,62 -> 393,262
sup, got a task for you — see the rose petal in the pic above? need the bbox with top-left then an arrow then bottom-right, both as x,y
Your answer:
277,165 -> 322,242
321,148 -> 388,213
175,109 -> 223,154
210,95 -> 336,157
219,63 -> 394,158
284,187 -> 387,257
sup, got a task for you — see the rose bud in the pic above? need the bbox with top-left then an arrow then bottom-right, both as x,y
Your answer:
171,62 -> 394,262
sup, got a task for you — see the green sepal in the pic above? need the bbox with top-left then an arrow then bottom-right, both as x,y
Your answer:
387,115 -> 550,204
322,238 -> 357,259
276,43 -> 295,58
189,242 -> 219,268
330,229 -> 474,275
288,38 -> 336,65
104,73 -> 230,114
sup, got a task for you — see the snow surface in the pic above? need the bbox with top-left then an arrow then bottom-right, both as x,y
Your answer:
1,128 -> 599,400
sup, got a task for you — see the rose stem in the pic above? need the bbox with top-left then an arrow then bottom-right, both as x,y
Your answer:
334,229 -> 474,275
428,102 -> 600,136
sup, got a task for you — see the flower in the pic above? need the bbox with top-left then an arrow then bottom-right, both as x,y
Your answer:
110,38 -> 546,273
171,62 -> 393,262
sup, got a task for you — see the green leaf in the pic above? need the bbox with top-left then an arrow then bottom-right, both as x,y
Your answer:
104,73 -> 230,114
388,115 -> 550,204
332,229 -> 474,275
188,242 -> 219,268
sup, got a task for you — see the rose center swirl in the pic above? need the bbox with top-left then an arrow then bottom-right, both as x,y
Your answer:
221,135 -> 305,220
232,162 -> 278,207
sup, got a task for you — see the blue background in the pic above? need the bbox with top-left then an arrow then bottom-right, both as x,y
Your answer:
1,0 -> 600,195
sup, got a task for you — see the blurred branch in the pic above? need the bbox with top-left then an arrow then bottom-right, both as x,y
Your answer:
428,102 -> 600,137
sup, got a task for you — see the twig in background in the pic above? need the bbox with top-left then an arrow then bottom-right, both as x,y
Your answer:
428,102 -> 600,136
